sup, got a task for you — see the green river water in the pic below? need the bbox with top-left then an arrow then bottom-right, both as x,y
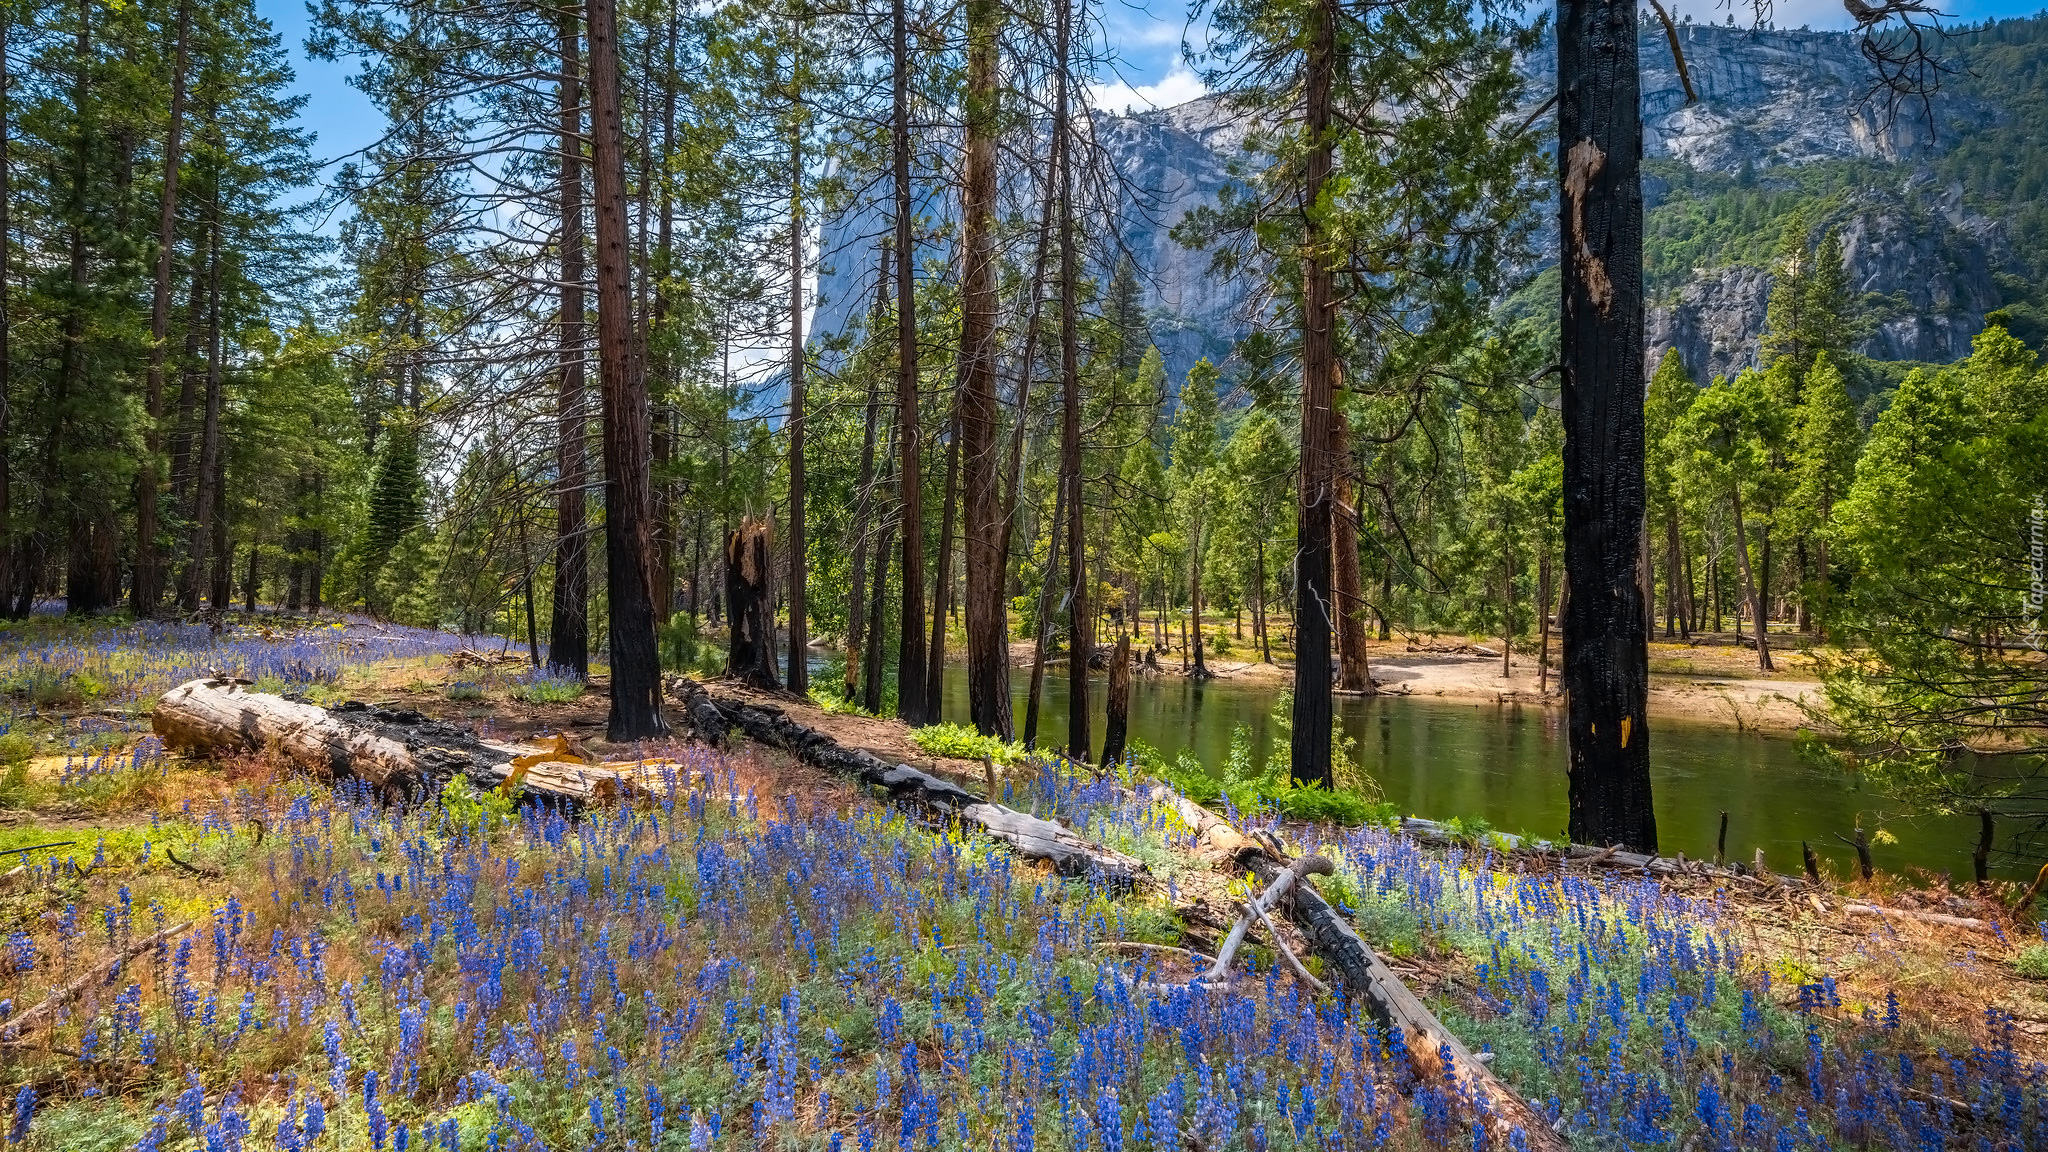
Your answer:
913,665 -> 2013,882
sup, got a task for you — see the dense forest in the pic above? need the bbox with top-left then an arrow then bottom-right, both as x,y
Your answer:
0,0 -> 2044,807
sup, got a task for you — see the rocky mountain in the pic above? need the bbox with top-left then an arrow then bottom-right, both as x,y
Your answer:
811,16 -> 2048,389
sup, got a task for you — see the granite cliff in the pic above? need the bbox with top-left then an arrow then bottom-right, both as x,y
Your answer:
811,17 -> 2045,388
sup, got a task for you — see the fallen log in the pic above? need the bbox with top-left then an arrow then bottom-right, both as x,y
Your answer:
1395,815 -> 1805,887
669,676 -> 729,750
671,677 -> 1149,888
152,678 -> 663,806
1843,903 -> 1995,932
1138,784 -> 1566,1152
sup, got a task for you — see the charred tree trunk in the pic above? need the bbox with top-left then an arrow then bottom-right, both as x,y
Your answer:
1101,634 -> 1131,768
549,8 -> 590,677
725,517 -> 781,691
1560,0 -> 1655,852
1290,0 -> 1337,789
588,0 -> 668,740
961,0 -> 1012,738
889,0 -> 928,725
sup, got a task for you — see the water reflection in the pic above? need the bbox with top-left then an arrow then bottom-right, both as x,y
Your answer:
811,655 -> 2005,881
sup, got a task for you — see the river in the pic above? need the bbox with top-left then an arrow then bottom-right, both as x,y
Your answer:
890,663 -> 2007,882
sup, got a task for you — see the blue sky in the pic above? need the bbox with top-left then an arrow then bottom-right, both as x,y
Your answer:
261,0 -> 2046,169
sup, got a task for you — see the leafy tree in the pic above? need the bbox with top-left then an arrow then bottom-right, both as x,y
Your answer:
1817,319 -> 2048,854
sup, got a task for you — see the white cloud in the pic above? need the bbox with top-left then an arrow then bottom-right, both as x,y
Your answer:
1087,59 -> 1208,116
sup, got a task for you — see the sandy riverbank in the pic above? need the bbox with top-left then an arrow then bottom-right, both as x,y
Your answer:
1008,634 -> 1822,733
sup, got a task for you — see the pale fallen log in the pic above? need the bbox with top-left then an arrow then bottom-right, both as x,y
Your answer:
154,678 -> 424,791
1,921 -> 193,1040
152,678 -> 662,806
1844,903 -> 1994,932
672,678 -> 1150,888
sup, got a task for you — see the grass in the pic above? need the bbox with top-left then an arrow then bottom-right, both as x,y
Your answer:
3,633 -> 2042,1152
505,668 -> 585,704
0,753 -> 1443,1152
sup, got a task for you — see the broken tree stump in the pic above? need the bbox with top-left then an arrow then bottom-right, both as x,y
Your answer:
724,516 -> 781,690
1101,634 -> 1131,768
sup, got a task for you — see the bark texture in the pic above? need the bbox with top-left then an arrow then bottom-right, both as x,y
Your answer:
724,516 -> 781,691
1559,0 -> 1655,852
588,0 -> 668,740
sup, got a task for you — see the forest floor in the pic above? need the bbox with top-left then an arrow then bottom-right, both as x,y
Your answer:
2,619 -> 2047,1149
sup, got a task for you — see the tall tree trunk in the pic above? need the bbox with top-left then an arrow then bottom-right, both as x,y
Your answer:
890,0 -> 928,725
1022,475 -> 1067,750
52,0 -> 93,615
862,456 -> 896,717
549,8 -> 590,677
1289,0 -> 1337,789
1730,488 -> 1773,671
1501,508 -> 1514,679
1559,0 -> 1655,852
243,541 -> 257,613
133,0 -> 191,616
784,20 -> 809,693
1190,511 -> 1207,678
1538,553 -> 1554,693
961,0 -> 1011,737
1664,507 -> 1683,638
843,248 -> 889,700
0,11 -> 12,616
1255,533 -> 1271,664
650,11 -> 679,632
925,407 -> 960,718
1332,411 -> 1372,693
1053,0 -> 1089,760
588,0 -> 668,740
184,205 -> 224,611
1813,517 -> 1830,642
208,465 -> 229,612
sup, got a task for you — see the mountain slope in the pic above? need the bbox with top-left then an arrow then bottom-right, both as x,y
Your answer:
809,15 -> 2048,389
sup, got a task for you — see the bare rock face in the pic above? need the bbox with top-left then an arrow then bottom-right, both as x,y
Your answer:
1647,183 -> 2004,383
1647,265 -> 1774,384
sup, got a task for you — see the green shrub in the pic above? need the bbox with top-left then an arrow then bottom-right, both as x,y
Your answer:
2017,944 -> 2048,980
1210,630 -> 1233,656
0,731 -> 33,770
911,721 -> 1024,766
1154,722 -> 1395,828
441,775 -> 517,827
445,681 -> 485,701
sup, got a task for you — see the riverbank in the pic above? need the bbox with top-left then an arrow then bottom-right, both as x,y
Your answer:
1010,633 -> 1823,733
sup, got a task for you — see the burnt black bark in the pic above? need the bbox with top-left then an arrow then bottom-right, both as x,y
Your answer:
1559,0 -> 1655,852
